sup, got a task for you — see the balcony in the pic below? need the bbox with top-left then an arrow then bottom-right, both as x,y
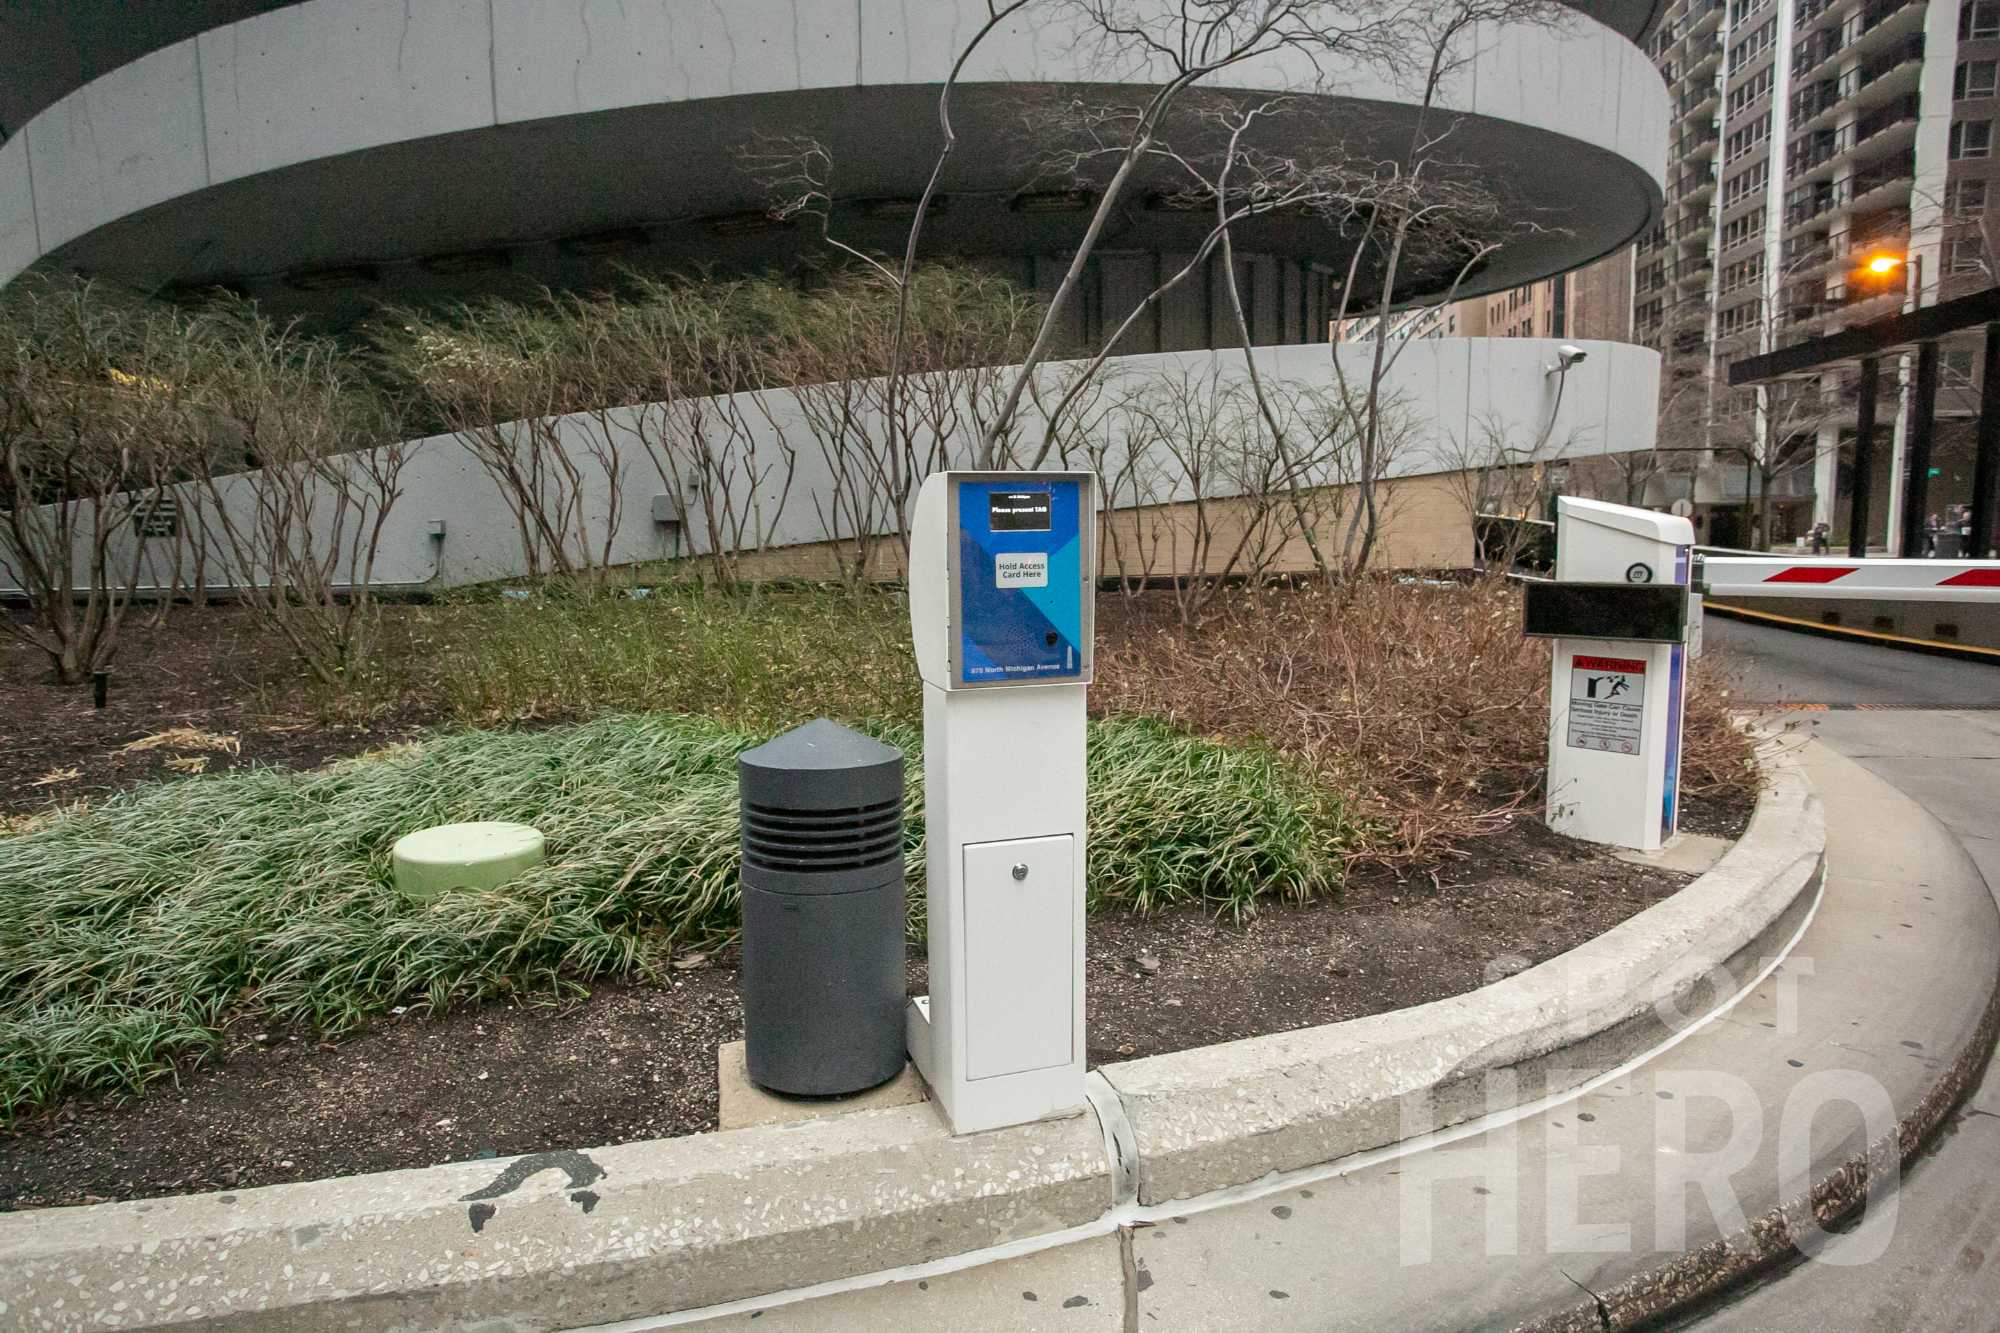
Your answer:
1718,267 -> 1764,300
1783,153 -> 1913,230
1720,222 -> 1768,255
1793,0 -> 1856,35
1855,90 -> 1921,139
1845,208 -> 1911,254
1789,131 -> 1841,182
1680,83 -> 1721,122
1789,80 -> 1841,133
1786,180 -> 1844,228
1849,0 -> 1926,57
1675,255 -> 1715,290
1786,94 -> 1919,183
1782,234 -> 1834,274
1680,121 -> 1721,160
1841,34 -> 1924,108
1848,153 -> 1916,212
1788,0 -> 1920,83
1792,30 -> 1842,78
1830,284 -> 1906,325
1678,164 -> 1718,200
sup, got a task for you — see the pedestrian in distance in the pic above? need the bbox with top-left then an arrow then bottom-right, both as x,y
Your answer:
1809,520 -> 1830,555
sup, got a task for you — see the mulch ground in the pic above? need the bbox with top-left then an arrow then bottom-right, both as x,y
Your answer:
0,606 -> 1754,1211
0,608 -> 422,815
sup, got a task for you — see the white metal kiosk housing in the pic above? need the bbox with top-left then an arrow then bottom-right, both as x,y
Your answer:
906,471 -> 1094,1135
1544,497 -> 1695,852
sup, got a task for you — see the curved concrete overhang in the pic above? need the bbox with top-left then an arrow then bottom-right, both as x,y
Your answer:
0,0 -> 1670,136
0,0 -> 1667,331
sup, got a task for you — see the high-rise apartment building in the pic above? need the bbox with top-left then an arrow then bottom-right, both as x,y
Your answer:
1474,252 -> 1635,343
1634,0 -> 1994,548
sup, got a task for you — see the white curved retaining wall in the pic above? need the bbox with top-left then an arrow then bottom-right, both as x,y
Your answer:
0,0 -> 1666,289
0,337 -> 1659,597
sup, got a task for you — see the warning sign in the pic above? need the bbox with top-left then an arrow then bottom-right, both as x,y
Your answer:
1567,654 -> 1646,755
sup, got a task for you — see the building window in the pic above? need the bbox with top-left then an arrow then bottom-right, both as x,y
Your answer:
1729,17 -> 1776,73
1963,0 -> 2000,39
1951,120 -> 1994,159
1952,178 -> 1989,214
1722,209 -> 1767,249
1957,60 -> 1999,100
1722,256 -> 1765,294
1723,160 -> 1770,205
1728,68 -> 1774,116
1949,233 -> 1989,273
1726,112 -> 1771,162
1718,299 -> 1764,337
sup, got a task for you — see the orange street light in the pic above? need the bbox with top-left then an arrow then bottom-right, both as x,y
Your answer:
1864,252 -> 1904,276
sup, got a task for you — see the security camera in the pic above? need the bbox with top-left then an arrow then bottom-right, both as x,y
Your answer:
1544,342 -> 1592,374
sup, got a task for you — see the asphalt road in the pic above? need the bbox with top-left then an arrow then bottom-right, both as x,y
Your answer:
1708,614 -> 2000,711
1706,615 -> 2000,889
1687,616 -> 2000,1331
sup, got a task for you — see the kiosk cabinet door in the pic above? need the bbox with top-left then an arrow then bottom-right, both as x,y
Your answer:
962,834 -> 1075,1080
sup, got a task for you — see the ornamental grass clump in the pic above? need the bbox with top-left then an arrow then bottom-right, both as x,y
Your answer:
0,713 -> 1353,1120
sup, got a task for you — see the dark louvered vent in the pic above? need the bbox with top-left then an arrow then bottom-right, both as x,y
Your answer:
742,798 -> 903,873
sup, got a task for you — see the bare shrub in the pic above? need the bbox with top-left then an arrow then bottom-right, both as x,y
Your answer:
0,277 -> 204,685
1094,580 -> 1758,865
601,276 -> 802,590
187,301 -> 410,688
762,266 -> 1040,582
1437,410 -> 1579,575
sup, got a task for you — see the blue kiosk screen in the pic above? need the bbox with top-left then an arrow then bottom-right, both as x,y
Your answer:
954,478 -> 1086,686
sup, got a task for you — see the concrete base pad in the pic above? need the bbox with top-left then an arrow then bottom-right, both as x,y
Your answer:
716,1040 -> 928,1130
1612,831 -> 1732,875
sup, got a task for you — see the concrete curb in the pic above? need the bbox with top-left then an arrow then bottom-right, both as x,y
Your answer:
0,751 -> 1823,1331
1102,741 -> 1823,1205
0,1105 -> 1109,1331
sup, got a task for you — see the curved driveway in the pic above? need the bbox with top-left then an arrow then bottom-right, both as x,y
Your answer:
1690,615 -> 2000,1329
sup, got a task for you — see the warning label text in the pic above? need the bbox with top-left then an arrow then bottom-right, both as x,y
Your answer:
1566,654 -> 1646,755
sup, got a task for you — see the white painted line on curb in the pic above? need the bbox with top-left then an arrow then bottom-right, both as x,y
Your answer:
578,857 -> 1827,1332
1084,1069 -> 1140,1210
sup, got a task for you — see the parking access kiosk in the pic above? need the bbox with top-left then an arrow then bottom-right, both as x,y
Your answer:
906,471 -> 1093,1134
1539,496 -> 1695,852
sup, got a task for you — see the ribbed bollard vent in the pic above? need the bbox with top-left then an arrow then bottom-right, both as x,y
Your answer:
736,718 -> 908,1096
741,798 -> 903,872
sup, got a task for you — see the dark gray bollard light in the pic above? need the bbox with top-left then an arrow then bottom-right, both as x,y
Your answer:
737,718 -> 907,1096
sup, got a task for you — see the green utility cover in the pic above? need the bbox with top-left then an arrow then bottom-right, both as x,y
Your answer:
392,821 -> 546,902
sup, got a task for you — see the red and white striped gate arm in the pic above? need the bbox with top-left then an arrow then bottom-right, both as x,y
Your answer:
1700,556 -> 2000,602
